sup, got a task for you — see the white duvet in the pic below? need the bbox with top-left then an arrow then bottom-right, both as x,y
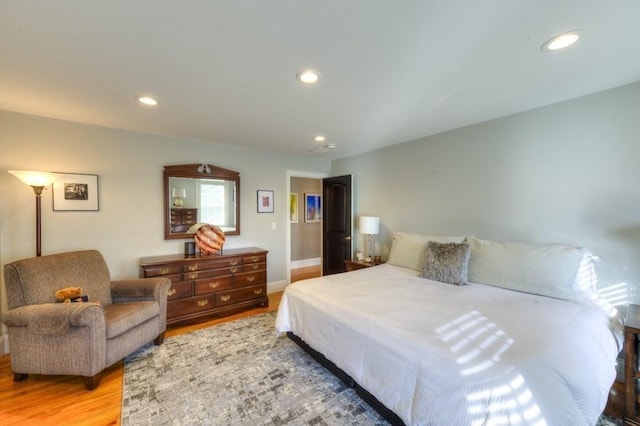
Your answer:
275,264 -> 623,426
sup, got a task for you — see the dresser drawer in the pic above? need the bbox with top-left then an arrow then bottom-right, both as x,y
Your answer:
182,257 -> 242,272
216,285 -> 266,307
183,266 -> 240,280
166,280 -> 192,300
243,254 -> 266,265
144,265 -> 182,278
235,270 -> 266,288
243,262 -> 266,272
167,295 -> 216,319
194,275 -> 234,295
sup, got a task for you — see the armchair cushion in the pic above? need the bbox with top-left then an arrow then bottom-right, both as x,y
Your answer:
104,302 -> 159,339
111,278 -> 169,303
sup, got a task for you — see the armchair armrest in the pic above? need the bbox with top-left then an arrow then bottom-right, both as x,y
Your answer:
2,303 -> 105,335
110,277 -> 171,303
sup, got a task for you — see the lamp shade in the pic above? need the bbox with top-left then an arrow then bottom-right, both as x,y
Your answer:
359,216 -> 380,235
172,187 -> 187,198
9,170 -> 59,187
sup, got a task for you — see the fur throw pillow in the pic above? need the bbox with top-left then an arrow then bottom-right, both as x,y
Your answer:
420,241 -> 471,285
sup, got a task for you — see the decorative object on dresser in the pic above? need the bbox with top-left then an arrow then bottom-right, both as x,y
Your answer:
164,163 -> 240,239
8,170 -> 61,257
140,247 -> 268,325
188,223 -> 226,254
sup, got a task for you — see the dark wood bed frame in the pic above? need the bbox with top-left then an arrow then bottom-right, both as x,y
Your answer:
287,332 -> 405,426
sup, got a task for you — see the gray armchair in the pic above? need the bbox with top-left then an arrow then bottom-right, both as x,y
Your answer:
2,250 -> 170,390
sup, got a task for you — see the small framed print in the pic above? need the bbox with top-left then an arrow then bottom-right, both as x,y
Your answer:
257,190 -> 274,213
52,173 -> 99,211
305,193 -> 321,222
290,192 -> 299,223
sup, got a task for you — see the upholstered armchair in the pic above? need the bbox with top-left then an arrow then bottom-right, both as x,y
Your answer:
2,250 -> 170,390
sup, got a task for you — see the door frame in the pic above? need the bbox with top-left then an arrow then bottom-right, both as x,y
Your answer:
286,170 -> 329,284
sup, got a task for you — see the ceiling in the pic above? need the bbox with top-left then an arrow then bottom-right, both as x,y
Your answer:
2,1 -> 640,160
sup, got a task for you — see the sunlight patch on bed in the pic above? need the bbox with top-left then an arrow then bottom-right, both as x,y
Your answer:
438,310 -> 545,426
597,281 -> 633,308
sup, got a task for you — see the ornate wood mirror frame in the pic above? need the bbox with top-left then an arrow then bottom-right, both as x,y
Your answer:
164,164 -> 240,239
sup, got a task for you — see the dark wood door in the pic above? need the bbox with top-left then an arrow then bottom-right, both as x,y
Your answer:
322,175 -> 352,275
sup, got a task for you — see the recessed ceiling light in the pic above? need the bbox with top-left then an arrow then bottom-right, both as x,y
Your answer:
313,135 -> 326,142
541,30 -> 584,51
136,95 -> 158,106
296,70 -> 320,84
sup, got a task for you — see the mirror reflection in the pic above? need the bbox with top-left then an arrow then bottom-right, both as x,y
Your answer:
164,164 -> 240,239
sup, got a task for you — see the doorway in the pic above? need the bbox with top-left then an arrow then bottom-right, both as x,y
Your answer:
286,171 -> 328,284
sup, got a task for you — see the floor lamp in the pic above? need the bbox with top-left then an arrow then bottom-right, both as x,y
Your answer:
9,170 -> 60,257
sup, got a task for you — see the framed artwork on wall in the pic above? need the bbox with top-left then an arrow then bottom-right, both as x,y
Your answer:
305,193 -> 321,222
52,173 -> 99,211
290,192 -> 298,223
257,190 -> 274,213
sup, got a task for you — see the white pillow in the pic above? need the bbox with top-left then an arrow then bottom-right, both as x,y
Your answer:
467,237 -> 585,301
387,232 -> 466,271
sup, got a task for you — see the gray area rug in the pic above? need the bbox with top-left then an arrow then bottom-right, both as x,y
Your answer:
122,312 -> 622,425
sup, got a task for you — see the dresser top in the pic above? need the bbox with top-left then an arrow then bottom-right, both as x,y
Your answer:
140,247 -> 267,266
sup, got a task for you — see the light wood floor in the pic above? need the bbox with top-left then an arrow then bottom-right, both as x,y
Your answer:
0,292 -> 284,426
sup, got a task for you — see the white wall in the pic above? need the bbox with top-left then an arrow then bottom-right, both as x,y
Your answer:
0,110 -> 331,352
333,81 -> 640,306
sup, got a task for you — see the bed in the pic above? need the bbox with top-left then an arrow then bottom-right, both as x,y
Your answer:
275,233 -> 623,426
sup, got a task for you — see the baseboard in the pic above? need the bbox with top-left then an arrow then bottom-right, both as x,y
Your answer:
290,258 -> 321,269
268,280 -> 287,294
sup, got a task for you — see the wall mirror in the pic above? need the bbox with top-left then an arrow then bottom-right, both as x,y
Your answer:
164,164 -> 240,239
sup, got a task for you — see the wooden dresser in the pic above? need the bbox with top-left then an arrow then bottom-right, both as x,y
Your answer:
140,247 -> 268,325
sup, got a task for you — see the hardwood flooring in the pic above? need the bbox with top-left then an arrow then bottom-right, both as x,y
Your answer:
290,264 -> 321,283
0,291 -> 283,426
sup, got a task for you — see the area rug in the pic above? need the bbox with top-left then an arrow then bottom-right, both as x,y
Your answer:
122,312 -> 621,425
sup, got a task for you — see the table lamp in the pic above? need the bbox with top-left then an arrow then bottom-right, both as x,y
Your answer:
359,216 -> 380,261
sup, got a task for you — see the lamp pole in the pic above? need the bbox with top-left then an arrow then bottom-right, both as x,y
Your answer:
32,185 -> 45,256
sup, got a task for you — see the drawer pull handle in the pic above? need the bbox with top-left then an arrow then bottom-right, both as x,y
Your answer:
197,299 -> 208,307
249,264 -> 259,270
254,289 -> 263,295
249,256 -> 259,263
209,281 -> 220,289
230,260 -> 238,266
188,265 -> 198,271
221,295 -> 231,302
247,275 -> 255,282
187,272 -> 198,279
159,268 -> 169,275
167,288 -> 176,296
230,267 -> 238,273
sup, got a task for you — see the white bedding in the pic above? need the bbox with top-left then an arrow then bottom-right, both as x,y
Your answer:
275,264 -> 623,426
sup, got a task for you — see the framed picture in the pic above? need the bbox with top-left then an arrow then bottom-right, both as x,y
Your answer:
290,192 -> 299,223
305,193 -> 321,222
52,173 -> 99,211
257,190 -> 274,213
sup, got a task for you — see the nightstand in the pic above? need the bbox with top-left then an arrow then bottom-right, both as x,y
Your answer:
625,304 -> 640,425
344,259 -> 378,272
